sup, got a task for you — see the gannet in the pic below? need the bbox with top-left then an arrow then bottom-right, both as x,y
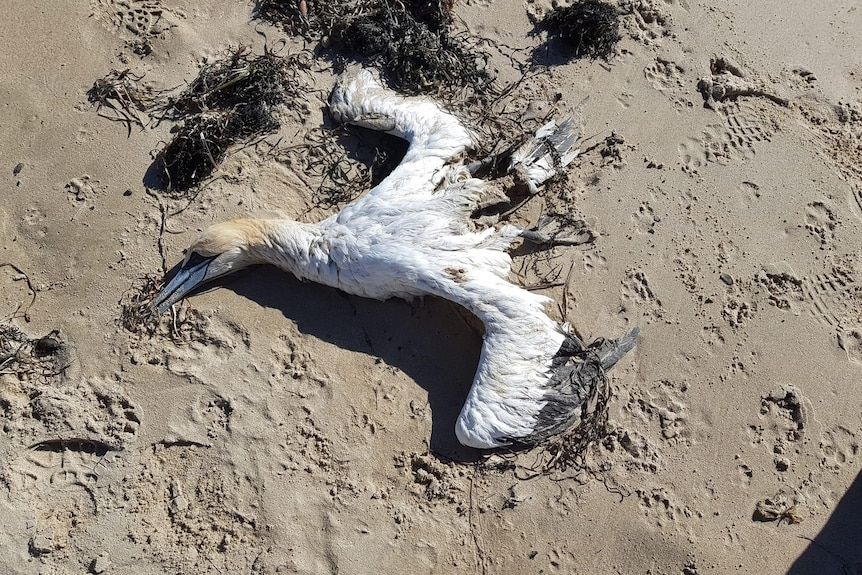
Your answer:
152,69 -> 638,449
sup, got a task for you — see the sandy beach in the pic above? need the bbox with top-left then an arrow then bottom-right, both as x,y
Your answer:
1,0 -> 861,573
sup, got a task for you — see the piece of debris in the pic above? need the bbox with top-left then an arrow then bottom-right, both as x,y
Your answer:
697,55 -> 789,110
753,491 -> 804,524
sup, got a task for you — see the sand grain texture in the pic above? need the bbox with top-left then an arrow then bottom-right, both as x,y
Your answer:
1,0 -> 861,573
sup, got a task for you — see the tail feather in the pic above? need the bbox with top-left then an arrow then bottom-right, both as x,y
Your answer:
509,118 -> 581,193
593,327 -> 640,371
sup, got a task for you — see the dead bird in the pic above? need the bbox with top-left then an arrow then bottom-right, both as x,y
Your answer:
152,68 -> 638,449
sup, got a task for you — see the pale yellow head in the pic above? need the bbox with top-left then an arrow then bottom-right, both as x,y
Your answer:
153,218 -> 274,313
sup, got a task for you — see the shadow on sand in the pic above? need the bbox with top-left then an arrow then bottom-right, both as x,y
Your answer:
221,266 -> 486,462
788,468 -> 862,574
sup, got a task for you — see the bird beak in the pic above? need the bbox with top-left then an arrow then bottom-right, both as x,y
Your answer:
151,253 -> 217,314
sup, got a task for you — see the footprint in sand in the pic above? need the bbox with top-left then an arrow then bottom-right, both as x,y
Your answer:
620,268 -> 664,322
633,200 -> 659,234
837,328 -> 862,365
679,101 -> 776,172
89,0 -> 172,39
803,201 -> 838,247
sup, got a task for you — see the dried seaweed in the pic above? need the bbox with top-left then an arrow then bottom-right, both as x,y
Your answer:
0,324 -> 70,384
255,0 -> 492,97
119,275 -> 215,345
154,48 -> 300,193
119,275 -> 163,337
89,47 -> 310,194
540,0 -> 621,61
87,69 -> 166,135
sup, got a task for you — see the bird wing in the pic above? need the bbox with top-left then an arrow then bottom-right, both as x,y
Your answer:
329,69 -> 475,201
410,232 -> 637,449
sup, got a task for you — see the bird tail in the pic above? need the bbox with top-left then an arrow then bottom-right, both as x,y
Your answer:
509,118 -> 581,194
590,327 -> 640,371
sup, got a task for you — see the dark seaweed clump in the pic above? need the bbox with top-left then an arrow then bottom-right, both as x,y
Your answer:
88,47 -> 306,193
541,0 -> 621,60
255,0 -> 492,96
156,48 -> 293,192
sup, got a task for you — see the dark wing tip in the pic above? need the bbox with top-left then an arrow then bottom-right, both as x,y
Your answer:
594,327 -> 639,370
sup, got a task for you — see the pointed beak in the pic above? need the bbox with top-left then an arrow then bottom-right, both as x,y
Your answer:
151,253 -> 217,314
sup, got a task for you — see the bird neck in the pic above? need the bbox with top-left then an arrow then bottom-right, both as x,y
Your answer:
251,219 -> 328,282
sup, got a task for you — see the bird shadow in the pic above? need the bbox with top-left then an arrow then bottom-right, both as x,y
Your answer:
223,265 -> 486,463
786,468 -> 862,574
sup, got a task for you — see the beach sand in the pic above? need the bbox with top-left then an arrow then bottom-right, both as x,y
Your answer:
1,0 -> 861,573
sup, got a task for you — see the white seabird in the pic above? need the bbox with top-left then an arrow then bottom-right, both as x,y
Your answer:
152,69 -> 638,449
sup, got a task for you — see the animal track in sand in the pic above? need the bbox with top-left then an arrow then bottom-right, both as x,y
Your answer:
760,385 -> 808,443
634,486 -> 701,530
164,390 -> 234,446
619,0 -> 674,45
64,175 -> 105,219
736,181 -> 762,208
624,380 -> 691,445
700,325 -> 726,350
643,57 -> 686,104
837,328 -> 862,365
754,268 -> 805,315
396,452 -> 462,504
633,201 -> 659,234
720,292 -> 755,329
582,251 -> 608,273
606,427 -> 662,474
819,426 -> 860,472
268,331 -> 330,399
620,268 -> 664,322
804,201 -> 837,246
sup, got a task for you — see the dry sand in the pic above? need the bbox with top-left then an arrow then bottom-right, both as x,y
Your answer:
1,0 -> 861,573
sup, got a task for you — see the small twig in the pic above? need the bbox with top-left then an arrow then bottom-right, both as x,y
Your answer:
1,262 -> 37,322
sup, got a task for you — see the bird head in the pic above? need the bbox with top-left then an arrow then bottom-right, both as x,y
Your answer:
151,219 -> 270,314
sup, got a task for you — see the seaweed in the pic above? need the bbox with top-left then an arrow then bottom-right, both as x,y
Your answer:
154,48 -> 297,192
540,0 -> 621,61
255,0 -> 492,96
89,47 -> 309,194
87,69 -> 165,135
0,324 -> 70,385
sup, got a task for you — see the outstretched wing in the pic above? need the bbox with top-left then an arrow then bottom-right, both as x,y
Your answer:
329,68 -> 475,199
420,239 -> 637,448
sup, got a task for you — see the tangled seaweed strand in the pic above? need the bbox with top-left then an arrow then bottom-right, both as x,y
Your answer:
510,364 -> 612,479
256,0 -> 492,96
542,0 -> 621,60
87,69 -> 166,135
0,324 -> 70,385
159,102 -> 279,191
88,47 -> 308,193
155,48 -> 298,192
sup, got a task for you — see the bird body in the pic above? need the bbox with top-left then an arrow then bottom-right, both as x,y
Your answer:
153,69 -> 638,449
